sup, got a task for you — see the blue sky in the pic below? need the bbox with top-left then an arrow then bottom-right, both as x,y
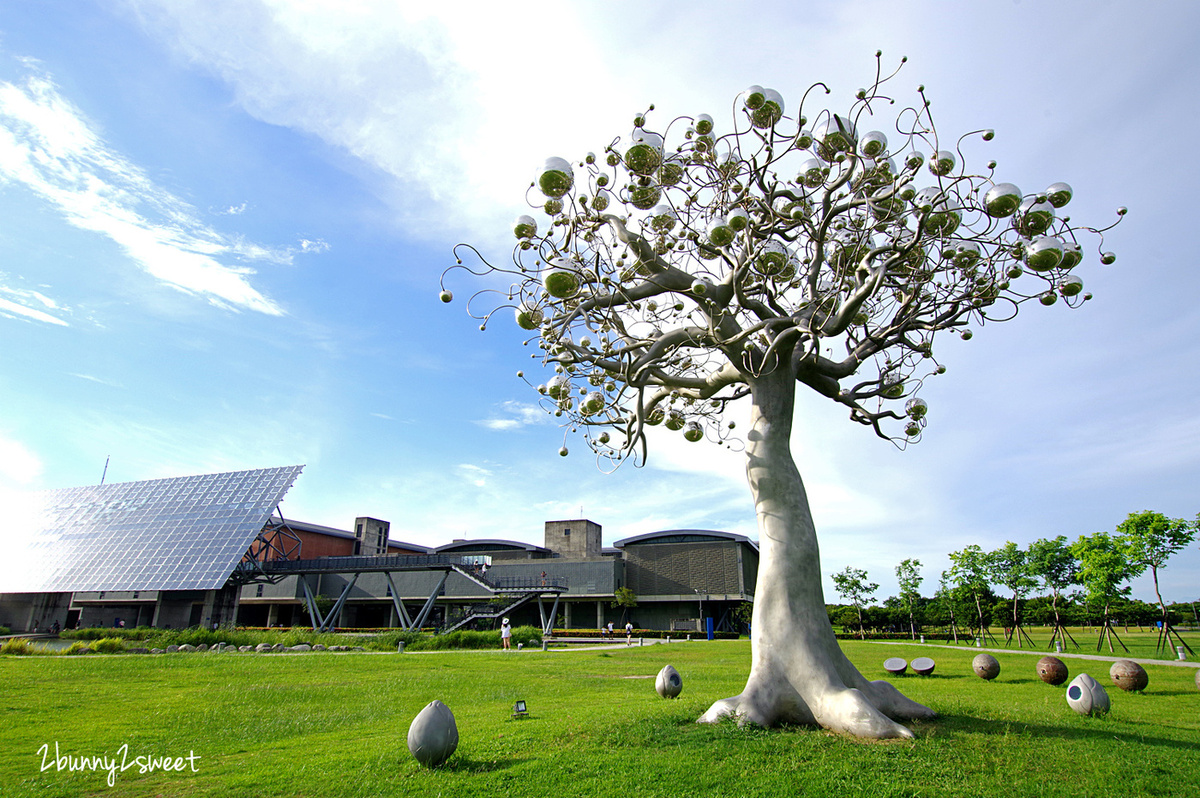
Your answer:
0,0 -> 1197,605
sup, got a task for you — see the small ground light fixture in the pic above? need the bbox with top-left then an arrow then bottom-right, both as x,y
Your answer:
512,700 -> 528,718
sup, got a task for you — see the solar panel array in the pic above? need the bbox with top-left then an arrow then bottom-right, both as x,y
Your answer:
0,465 -> 304,592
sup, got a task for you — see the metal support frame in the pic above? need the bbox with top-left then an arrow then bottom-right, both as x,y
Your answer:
301,572 -> 361,633
537,593 -> 561,637
410,571 -> 449,631
385,572 -> 414,630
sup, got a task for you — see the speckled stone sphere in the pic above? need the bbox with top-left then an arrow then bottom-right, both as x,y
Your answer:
973,653 -> 1000,680
883,657 -> 907,675
1194,668 -> 1200,692
1109,659 -> 1149,692
1037,656 -> 1069,686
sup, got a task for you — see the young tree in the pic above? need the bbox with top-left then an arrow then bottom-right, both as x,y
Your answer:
612,586 -> 638,625
1117,510 -> 1196,654
445,56 -> 1119,738
1027,535 -> 1079,650
832,566 -> 878,640
895,558 -> 923,639
1071,531 -> 1141,652
946,545 -> 996,642
989,541 -> 1037,647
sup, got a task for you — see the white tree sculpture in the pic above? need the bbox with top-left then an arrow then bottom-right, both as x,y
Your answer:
443,55 -> 1121,739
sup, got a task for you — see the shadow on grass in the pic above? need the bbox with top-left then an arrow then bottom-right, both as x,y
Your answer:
927,713 -> 1199,751
442,756 -> 526,773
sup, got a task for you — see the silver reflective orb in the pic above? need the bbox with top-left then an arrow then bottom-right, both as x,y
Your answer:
742,85 -> 766,110
904,150 -> 925,171
1016,197 -> 1055,236
1066,673 -> 1110,716
1045,182 -> 1073,208
650,204 -> 677,233
860,130 -> 888,158
799,158 -> 826,188
984,183 -> 1022,218
407,700 -> 459,768
929,150 -> 956,176
513,214 -> 538,239
656,664 -> 683,698
727,207 -> 750,231
708,217 -> 735,247
1060,242 -> 1083,270
905,397 -> 928,419
1025,236 -> 1064,272
683,422 -> 703,442
625,131 -> 664,176
1039,291 -> 1058,306
537,157 -> 574,198
751,89 -> 784,129
694,113 -> 714,135
1059,274 -> 1084,297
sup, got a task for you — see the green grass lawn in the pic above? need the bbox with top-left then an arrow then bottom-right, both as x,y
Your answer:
2,639 -> 1198,798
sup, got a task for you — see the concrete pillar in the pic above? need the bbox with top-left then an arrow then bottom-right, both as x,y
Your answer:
596,600 -> 604,629
267,603 -> 279,628
564,602 -> 573,629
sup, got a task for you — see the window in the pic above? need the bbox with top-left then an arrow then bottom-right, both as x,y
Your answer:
256,585 -> 264,597
563,528 -> 571,537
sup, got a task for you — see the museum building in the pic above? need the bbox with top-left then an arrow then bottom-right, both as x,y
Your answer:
0,466 -> 757,635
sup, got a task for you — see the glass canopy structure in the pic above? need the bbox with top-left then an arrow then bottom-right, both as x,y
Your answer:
0,465 -> 303,593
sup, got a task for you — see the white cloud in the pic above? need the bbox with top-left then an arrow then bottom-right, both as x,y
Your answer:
0,294 -> 68,326
455,463 -> 491,487
0,68 -> 289,315
476,400 -> 548,431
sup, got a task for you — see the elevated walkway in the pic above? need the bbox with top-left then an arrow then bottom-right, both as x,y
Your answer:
230,554 -> 566,635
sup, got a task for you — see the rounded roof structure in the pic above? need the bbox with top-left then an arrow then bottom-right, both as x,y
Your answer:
432,539 -> 552,554
613,529 -> 758,551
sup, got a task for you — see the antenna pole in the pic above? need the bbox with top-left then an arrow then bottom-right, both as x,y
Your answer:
100,456 -> 110,485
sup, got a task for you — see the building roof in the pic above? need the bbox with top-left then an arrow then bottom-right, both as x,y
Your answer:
0,465 -> 304,593
432,539 -> 552,555
613,529 -> 759,552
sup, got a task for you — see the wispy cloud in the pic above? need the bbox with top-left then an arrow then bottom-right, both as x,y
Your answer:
218,202 -> 247,215
476,400 -> 547,431
0,66 -> 295,315
456,463 -> 491,487
69,373 -> 123,388
0,281 -> 69,326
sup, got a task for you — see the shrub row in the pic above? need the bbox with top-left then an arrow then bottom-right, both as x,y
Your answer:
550,628 -> 740,641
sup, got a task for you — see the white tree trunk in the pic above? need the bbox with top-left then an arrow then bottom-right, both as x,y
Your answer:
698,370 -> 934,738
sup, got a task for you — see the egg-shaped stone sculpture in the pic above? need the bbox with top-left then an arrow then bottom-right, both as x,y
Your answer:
1037,656 -> 1069,686
1109,659 -> 1148,692
1066,673 -> 1110,716
973,653 -> 1000,681
656,664 -> 683,698
407,700 -> 459,768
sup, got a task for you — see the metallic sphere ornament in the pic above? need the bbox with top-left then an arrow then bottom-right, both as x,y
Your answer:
439,290 -> 453,303
912,657 -> 936,676
708,217 -> 735,247
628,184 -> 661,210
656,664 -> 683,698
1039,291 -> 1058,306
1109,659 -> 1148,692
815,114 -> 856,158
1037,656 -> 1069,686
905,397 -> 928,419
407,700 -> 459,768
973,653 -> 1000,680
799,158 -> 826,188
513,215 -> 538,239
1016,196 -> 1056,237
860,130 -> 888,158
1025,236 -> 1064,271
683,421 -> 704,442
515,303 -> 543,330
727,207 -> 750,232
694,113 -> 714,135
1066,673 -> 1110,716
625,131 -> 664,176
591,189 -> 611,211
1060,241 -> 1083,270
929,150 -> 956,176
1059,274 -> 1084,297
751,88 -> 784,129
1045,182 -> 1073,208
650,204 -> 677,233
537,157 -> 575,198
742,85 -> 766,110
984,183 -> 1022,218
544,268 -> 580,299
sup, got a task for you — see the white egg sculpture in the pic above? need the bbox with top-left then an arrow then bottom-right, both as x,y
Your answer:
656,664 -> 683,698
1065,673 -> 1110,716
